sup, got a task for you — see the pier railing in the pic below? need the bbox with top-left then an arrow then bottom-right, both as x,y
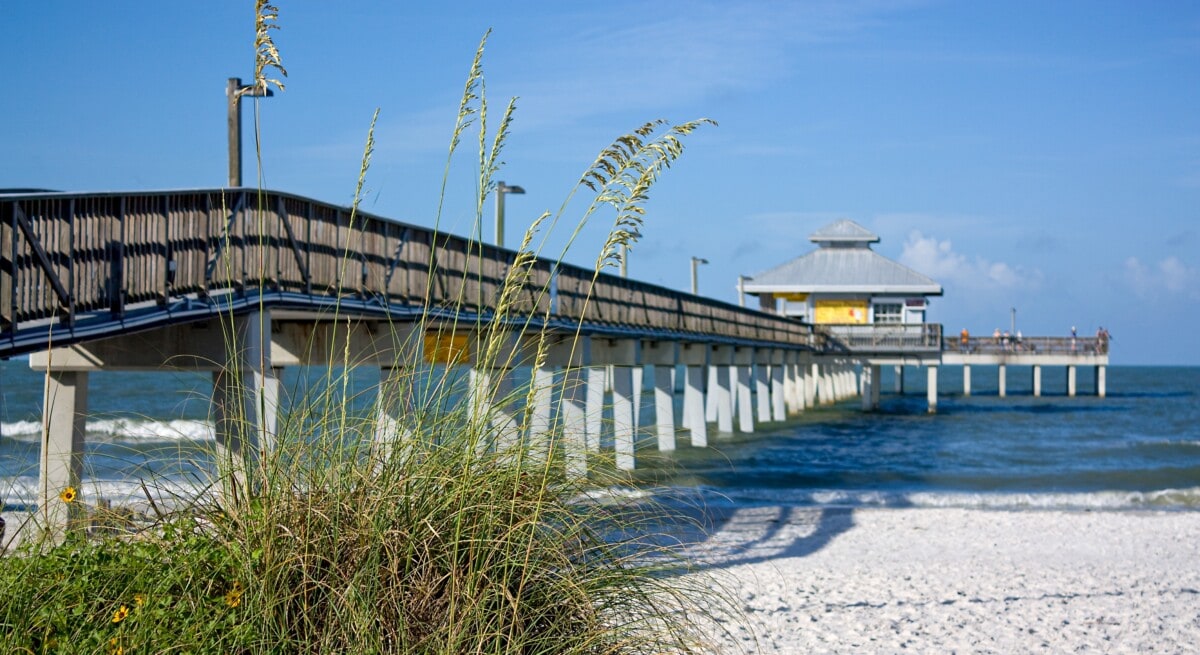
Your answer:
947,335 -> 1107,356
815,323 -> 943,354
1,189 -> 816,356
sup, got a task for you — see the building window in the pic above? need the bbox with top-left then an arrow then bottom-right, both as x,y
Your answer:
874,302 -> 902,324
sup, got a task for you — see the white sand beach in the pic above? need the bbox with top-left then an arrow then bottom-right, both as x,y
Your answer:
8,505 -> 1200,653
682,506 -> 1200,654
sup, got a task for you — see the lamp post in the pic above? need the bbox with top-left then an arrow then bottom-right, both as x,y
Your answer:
690,256 -> 708,295
1011,307 -> 1016,335
494,181 -> 525,248
226,77 -> 274,187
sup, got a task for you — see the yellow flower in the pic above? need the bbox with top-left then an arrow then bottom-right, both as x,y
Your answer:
111,605 -> 129,624
224,590 -> 242,608
133,594 -> 145,607
59,487 -> 77,503
108,637 -> 123,655
230,580 -> 244,594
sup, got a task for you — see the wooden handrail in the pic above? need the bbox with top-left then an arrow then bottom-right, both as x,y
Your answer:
1,188 -> 814,355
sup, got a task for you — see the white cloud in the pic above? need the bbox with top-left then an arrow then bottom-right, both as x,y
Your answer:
900,231 -> 1039,290
1124,256 -> 1200,299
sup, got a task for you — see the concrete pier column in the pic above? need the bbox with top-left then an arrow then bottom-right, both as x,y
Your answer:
709,346 -> 734,434
793,358 -> 808,412
585,366 -> 606,452
375,365 -> 410,462
631,365 -> 644,435
782,361 -> 797,414
732,348 -> 754,432
559,367 -> 588,478
895,365 -> 904,394
870,364 -> 881,408
962,364 -> 972,397
754,361 -> 771,424
810,361 -> 822,406
211,311 -> 276,495
735,364 -> 754,433
527,364 -> 556,462
1033,365 -> 1042,397
820,363 -> 835,405
38,369 -> 89,539
1068,365 -> 1077,397
611,366 -> 636,470
998,364 -> 1007,398
861,363 -> 881,411
684,366 -> 708,447
652,366 -> 676,451
643,339 -> 679,453
679,344 -> 708,445
1096,365 -> 1107,398
714,366 -> 734,434
861,365 -> 875,412
705,365 -> 720,423
770,363 -> 787,421
927,366 -> 939,414
469,367 -> 519,452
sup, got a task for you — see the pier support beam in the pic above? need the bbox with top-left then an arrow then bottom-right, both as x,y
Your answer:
861,364 -> 881,412
375,365 -> 410,462
711,346 -> 735,434
1096,365 -> 1107,398
807,361 -> 820,408
38,369 -> 89,540
1068,365 -> 1077,397
560,367 -> 588,478
212,311 -> 276,498
754,352 -> 773,425
527,364 -> 555,462
895,365 -> 904,394
734,348 -> 754,433
770,361 -> 787,421
611,366 -> 636,470
962,364 -> 972,397
643,340 -> 679,453
679,343 -> 709,447
1033,365 -> 1042,397
998,364 -> 1007,398
585,366 -> 605,452
927,366 -> 939,414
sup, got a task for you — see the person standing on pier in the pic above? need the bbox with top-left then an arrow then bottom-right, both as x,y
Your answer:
960,328 -> 970,353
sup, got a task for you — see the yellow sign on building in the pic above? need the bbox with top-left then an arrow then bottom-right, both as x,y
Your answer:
814,299 -> 868,324
424,332 -> 471,365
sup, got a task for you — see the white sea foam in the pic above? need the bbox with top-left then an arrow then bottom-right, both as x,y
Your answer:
1,418 -> 214,442
2,475 -> 214,509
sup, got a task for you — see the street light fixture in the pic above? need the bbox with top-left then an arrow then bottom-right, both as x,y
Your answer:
494,181 -> 525,248
226,77 -> 274,188
690,256 -> 709,295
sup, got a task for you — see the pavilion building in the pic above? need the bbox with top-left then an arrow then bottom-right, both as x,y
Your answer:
742,218 -> 943,325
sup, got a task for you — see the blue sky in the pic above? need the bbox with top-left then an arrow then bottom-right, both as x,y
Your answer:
3,2 -> 1197,365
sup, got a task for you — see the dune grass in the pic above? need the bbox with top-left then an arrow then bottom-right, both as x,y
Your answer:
0,14 -> 733,655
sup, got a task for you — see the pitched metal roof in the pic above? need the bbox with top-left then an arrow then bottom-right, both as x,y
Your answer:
809,218 -> 879,244
744,219 -> 943,295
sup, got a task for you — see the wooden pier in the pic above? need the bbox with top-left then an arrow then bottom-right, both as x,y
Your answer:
1,188 -> 1109,539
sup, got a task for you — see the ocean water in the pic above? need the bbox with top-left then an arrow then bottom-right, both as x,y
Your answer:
2,361 -> 1197,512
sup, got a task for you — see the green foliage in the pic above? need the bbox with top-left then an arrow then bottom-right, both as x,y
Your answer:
0,520 -> 252,654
